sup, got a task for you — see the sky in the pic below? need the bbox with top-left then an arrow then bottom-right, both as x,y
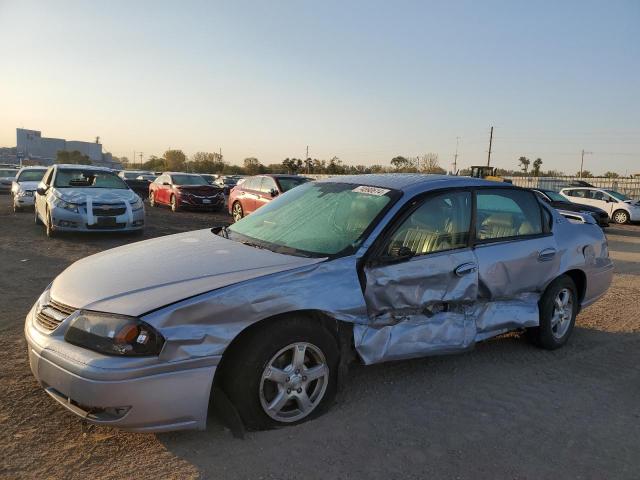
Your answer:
1,0 -> 639,174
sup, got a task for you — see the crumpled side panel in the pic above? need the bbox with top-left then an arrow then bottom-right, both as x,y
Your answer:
354,309 -> 475,364
472,293 -> 540,339
143,257 -> 369,362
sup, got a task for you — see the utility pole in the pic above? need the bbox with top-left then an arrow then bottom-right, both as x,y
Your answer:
133,151 -> 136,169
487,126 -> 494,166
453,136 -> 460,173
306,145 -> 310,174
138,152 -> 143,168
580,150 -> 592,178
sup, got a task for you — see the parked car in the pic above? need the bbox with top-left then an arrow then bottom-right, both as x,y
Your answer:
532,188 -> 609,227
559,187 -> 640,224
228,174 -> 309,221
11,166 -> 47,212
25,175 -> 612,432
149,172 -> 224,212
34,164 -> 145,237
0,166 -> 19,193
118,170 -> 155,198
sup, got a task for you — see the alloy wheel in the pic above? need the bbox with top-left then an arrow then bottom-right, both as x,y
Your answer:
259,342 -> 329,423
232,203 -> 243,222
551,288 -> 573,339
613,211 -> 628,224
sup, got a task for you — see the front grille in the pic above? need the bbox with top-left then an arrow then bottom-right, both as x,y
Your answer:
86,223 -> 126,230
35,299 -> 77,331
93,205 -> 126,216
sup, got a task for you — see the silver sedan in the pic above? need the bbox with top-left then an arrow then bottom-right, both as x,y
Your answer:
25,174 -> 613,432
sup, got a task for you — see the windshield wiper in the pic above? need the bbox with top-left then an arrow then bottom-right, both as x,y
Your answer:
241,240 -> 268,250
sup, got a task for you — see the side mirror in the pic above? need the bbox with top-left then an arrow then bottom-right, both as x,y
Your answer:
377,246 -> 415,265
270,188 -> 279,198
36,186 -> 47,196
163,182 -> 171,186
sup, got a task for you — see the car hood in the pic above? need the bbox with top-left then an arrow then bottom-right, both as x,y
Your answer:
54,187 -> 137,204
50,229 -> 324,316
176,185 -> 223,194
623,200 -> 640,207
17,181 -> 40,191
552,201 -> 606,214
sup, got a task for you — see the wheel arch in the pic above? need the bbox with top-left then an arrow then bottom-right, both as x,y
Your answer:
562,268 -> 587,306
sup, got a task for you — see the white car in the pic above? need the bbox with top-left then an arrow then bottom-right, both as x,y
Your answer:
559,187 -> 640,224
11,166 -> 48,212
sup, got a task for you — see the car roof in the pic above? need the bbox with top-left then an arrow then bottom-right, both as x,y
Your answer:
163,172 -> 202,176
316,173 -> 498,192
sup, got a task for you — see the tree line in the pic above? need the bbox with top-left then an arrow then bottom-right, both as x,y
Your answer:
112,149 -> 628,178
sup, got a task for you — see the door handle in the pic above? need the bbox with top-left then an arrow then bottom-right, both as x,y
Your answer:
454,262 -> 478,277
538,248 -> 557,262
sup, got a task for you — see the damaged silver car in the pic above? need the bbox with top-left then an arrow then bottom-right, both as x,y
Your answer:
25,174 -> 613,432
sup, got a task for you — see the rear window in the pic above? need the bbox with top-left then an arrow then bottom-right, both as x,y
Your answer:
277,177 -> 309,192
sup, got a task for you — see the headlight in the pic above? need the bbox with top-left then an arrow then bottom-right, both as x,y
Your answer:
130,196 -> 144,211
64,311 -> 164,356
52,195 -> 80,213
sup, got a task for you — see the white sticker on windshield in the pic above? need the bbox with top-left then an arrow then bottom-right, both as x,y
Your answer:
352,186 -> 390,196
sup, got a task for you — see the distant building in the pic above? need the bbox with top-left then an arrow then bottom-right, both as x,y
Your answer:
15,128 -> 121,169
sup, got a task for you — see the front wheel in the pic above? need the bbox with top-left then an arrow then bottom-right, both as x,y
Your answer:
219,317 -> 339,430
232,201 -> 244,222
612,209 -> 629,224
527,275 -> 577,349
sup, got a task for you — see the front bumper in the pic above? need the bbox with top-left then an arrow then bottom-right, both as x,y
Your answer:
178,194 -> 224,209
14,194 -> 35,207
50,205 -> 145,232
25,305 -> 218,432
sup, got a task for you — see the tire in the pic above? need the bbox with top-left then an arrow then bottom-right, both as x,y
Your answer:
612,209 -> 629,224
170,195 -> 179,212
149,191 -> 156,207
232,201 -> 244,222
527,275 -> 577,349
219,316 -> 339,430
45,209 -> 57,238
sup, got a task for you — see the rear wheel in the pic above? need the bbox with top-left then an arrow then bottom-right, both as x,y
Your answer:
170,194 -> 179,212
527,275 -> 577,349
232,201 -> 244,222
219,317 -> 339,430
612,209 -> 629,224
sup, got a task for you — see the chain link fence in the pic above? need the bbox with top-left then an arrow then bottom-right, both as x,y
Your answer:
505,176 -> 640,198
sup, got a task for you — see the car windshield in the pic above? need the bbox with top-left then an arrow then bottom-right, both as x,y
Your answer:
605,190 -> 632,201
0,169 -> 17,177
228,182 -> 397,257
543,190 -> 565,202
17,169 -> 46,182
277,177 -> 309,192
172,174 -> 208,186
54,169 -> 129,189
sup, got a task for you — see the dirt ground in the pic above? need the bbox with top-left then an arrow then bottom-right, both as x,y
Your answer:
1,196 -> 639,480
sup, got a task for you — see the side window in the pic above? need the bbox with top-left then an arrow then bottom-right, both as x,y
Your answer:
244,177 -> 259,190
572,189 -> 587,198
476,189 -> 543,241
260,177 -> 277,193
385,191 -> 471,257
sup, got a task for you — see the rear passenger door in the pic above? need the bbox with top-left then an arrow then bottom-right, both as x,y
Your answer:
359,190 -> 478,363
256,176 -> 278,211
472,188 -> 559,334
239,177 -> 260,213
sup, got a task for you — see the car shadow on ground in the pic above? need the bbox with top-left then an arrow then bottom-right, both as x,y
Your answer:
155,327 -> 640,480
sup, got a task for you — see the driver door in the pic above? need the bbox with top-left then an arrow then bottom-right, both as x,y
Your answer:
357,190 -> 478,364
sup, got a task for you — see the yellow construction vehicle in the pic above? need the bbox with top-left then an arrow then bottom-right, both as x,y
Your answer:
469,166 -> 512,183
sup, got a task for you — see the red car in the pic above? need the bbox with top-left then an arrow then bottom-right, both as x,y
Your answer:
228,174 -> 309,221
149,172 -> 225,212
